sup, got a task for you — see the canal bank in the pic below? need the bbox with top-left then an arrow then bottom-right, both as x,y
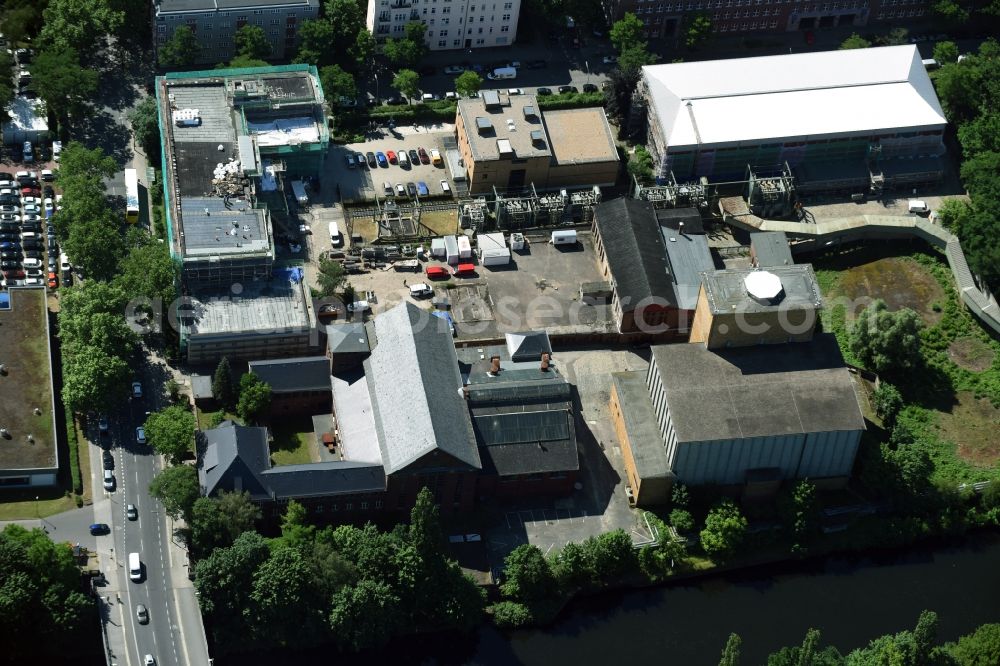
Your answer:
228,530 -> 1000,665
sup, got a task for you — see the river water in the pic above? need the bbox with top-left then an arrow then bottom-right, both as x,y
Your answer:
232,532 -> 1000,665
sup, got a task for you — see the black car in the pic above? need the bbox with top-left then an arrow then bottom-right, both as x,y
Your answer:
43,186 -> 54,198
0,250 -> 20,259
558,85 -> 578,94
406,182 -> 417,196
582,83 -> 599,93
366,151 -> 378,168
525,59 -> 547,69
21,224 -> 41,232
0,233 -> 19,241
536,87 -> 553,96
0,196 -> 18,205
103,450 -> 114,470
385,96 -> 406,105
20,242 -> 40,251
0,260 -> 20,269
23,250 -> 42,259
408,149 -> 419,164
0,223 -> 19,232
89,523 -> 110,536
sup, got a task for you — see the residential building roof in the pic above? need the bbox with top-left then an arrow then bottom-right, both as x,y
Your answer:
700,264 -> 822,315
260,461 -> 384,499
663,230 -> 714,311
365,302 -> 481,475
505,330 -> 552,362
649,334 -> 866,443
542,107 -> 619,166
326,322 -> 371,355
751,231 -> 794,267
457,93 -> 552,162
643,45 -> 947,150
248,356 -> 330,393
181,278 -> 314,339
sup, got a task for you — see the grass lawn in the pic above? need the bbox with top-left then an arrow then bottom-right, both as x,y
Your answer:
0,490 -> 77,521
269,416 -> 317,466
420,209 -> 458,236
196,408 -> 240,430
813,244 -> 1000,483
77,415 -> 92,505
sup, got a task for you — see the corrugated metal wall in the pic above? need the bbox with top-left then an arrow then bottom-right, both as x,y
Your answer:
798,430 -> 861,479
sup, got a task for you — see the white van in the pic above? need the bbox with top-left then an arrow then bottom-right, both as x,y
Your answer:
22,257 -> 42,269
128,552 -> 142,582
550,229 -> 578,245
397,150 -> 409,168
908,200 -> 929,214
328,220 -> 342,246
487,66 -> 517,80
21,232 -> 38,242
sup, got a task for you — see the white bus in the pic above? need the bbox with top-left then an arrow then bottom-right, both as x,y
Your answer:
124,168 -> 140,224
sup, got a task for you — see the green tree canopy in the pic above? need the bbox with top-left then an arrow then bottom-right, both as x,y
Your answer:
684,13 -> 712,49
383,24 -> 427,67
500,544 -> 556,603
610,13 -> 645,54
328,579 -> 402,651
0,52 -> 14,114
115,233 -> 177,309
669,508 -> 696,533
719,632 -> 742,666
127,96 -> 162,161
212,356 -> 236,409
931,0 -> 970,25
320,64 -> 357,105
61,214 -> 126,282
235,24 -> 271,60
149,463 -> 201,522
2,5 -> 44,45
932,41 -> 960,64
873,381 -> 904,429
295,19 -> 335,66
237,373 -> 272,422
223,55 -> 270,69
29,47 -> 98,124
455,70 -> 483,98
40,0 -> 124,54
194,530 -> 271,646
191,491 -> 262,555
700,499 -> 748,561
159,25 -> 201,68
392,68 -> 421,101
849,300 -> 924,376
144,405 -> 196,464
840,33 -> 872,49
947,622 -> 1000,665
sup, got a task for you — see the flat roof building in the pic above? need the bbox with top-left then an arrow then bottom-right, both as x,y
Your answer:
0,288 -> 59,488
750,231 -> 794,268
3,96 -> 48,147
640,45 -> 947,191
455,93 -> 619,194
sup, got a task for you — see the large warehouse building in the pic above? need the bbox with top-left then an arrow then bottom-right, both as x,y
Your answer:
640,45 -> 947,193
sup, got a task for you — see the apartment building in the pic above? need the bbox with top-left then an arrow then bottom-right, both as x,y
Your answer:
153,0 -> 321,64
366,0 -> 521,50
603,0 -> 927,39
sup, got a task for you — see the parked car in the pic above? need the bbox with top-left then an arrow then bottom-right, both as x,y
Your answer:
395,183 -> 406,196
344,153 -> 355,169
131,381 -> 142,398
416,181 -> 429,196
440,180 -> 451,193
103,450 -> 114,470
430,148 -> 442,165
525,59 -> 547,69
103,469 -> 114,491
406,182 -> 417,196
136,427 -> 146,444
366,151 -> 378,168
583,83 -> 599,93
0,260 -> 21,269
383,181 -> 393,196
89,523 -> 110,535
386,150 -> 398,164
355,153 -> 367,168
408,149 -> 419,165
536,87 -> 553,96
384,96 -> 406,105
602,55 -> 617,64
43,186 -> 54,198
558,85 -> 578,94
47,272 -> 57,288
507,87 -> 523,95
346,300 -> 370,313
417,147 -> 430,164
443,65 -> 466,74
375,151 -> 388,168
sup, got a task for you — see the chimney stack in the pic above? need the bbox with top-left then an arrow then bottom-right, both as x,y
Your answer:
540,353 -> 550,372
489,356 -> 501,375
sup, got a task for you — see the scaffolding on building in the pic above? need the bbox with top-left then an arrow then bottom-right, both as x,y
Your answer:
867,143 -> 885,196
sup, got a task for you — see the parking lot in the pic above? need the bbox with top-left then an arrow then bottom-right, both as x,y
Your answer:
332,126 -> 456,204
337,231 -> 615,339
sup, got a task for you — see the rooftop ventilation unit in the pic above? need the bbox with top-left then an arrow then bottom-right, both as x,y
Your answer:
530,129 -> 545,146
497,139 -> 514,158
523,105 -> 536,119
475,117 -> 493,134
482,90 -> 502,109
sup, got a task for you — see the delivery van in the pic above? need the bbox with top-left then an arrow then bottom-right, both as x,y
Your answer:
329,220 -> 342,246
487,67 -> 517,80
128,552 -> 142,582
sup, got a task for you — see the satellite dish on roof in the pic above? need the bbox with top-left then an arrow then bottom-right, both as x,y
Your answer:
744,271 -> 783,302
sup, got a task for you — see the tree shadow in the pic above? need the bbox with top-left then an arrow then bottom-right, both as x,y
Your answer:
72,110 -> 133,166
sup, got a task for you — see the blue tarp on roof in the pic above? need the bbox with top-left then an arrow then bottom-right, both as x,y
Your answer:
273,267 -> 304,284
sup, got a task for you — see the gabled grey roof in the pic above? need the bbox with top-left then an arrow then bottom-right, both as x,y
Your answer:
662,231 -> 714,311
750,231 -> 794,267
505,330 -> 552,362
593,198 -> 673,311
248,356 -> 330,393
198,421 -> 270,499
260,461 -> 384,499
365,302 -> 480,475
473,409 -> 578,476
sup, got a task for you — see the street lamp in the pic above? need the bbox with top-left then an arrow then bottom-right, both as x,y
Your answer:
585,60 -> 590,85
35,495 -> 39,521
373,72 -> 380,105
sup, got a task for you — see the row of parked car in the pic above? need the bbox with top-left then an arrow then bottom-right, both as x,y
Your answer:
0,170 -> 64,288
346,146 -> 443,170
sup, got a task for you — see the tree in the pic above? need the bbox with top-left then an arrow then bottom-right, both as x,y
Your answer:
223,56 -> 270,69
684,13 -> 712,49
719,632 -> 742,666
947,623 -> 1000,666
960,150 -> 1000,202
28,47 -> 99,124
455,70 -> 483,98
409,487 -> 443,562
840,33 -> 872,49
237,373 -> 272,422
40,0 -> 125,54
913,610 -> 939,663
2,5 -> 44,46
564,0 -> 605,30
873,381 -> 904,429
700,499 -> 748,561
61,214 -> 127,282
500,544 -> 557,603
320,65 -> 357,106
127,96 -> 162,161
849,300 -> 924,376
628,145 -> 655,182
878,27 -> 909,46
392,68 -> 421,101
670,508 -> 696,533
195,531 -> 270,646
144,405 -> 196,464
328,579 -> 402,651
610,13 -> 645,54
490,600 -> 534,628
933,41 -> 960,64
250,547 -> 321,645
551,541 -> 596,589
57,142 -> 119,187
235,24 -> 271,60
931,0 -> 970,26
957,112 -> 1000,158
61,345 -> 132,413
149,464 -> 201,522
191,491 -> 261,554
584,530 -> 638,580
0,52 -> 14,114
115,235 -> 177,310
784,480 -> 819,554
618,45 -> 658,74
212,357 -> 236,409
349,29 -> 376,72
382,23 -> 427,67
276,500 -> 315,552
159,26 -> 201,68
294,19 -> 335,66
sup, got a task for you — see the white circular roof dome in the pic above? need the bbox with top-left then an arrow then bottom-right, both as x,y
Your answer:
744,271 -> 783,301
